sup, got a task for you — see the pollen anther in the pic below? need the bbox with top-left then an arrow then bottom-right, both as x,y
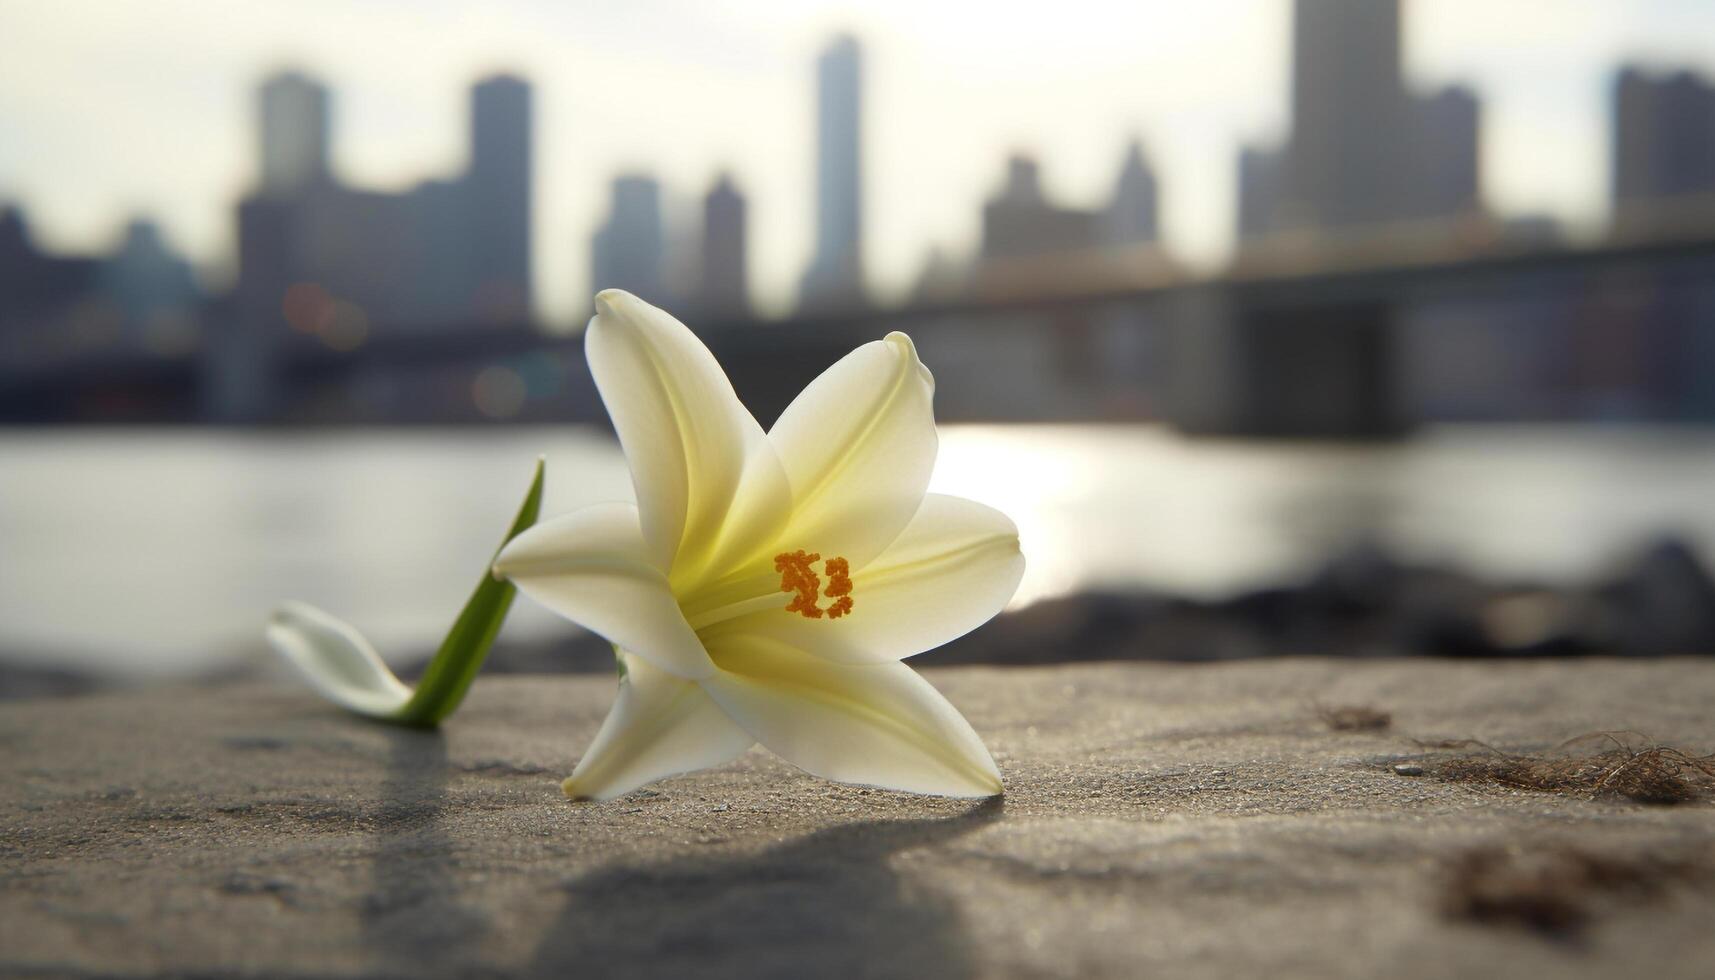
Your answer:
774,550 -> 854,620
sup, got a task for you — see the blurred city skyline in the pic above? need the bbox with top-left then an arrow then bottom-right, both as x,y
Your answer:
8,0 -> 1715,325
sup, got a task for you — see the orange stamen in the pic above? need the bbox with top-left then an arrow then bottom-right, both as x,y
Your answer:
774,550 -> 824,619
773,551 -> 855,620
824,557 -> 853,619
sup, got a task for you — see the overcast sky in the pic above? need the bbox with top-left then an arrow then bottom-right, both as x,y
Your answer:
5,0 -> 1715,325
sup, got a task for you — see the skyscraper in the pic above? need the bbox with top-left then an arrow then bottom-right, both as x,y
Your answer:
591,175 -> 666,308
258,71 -> 330,197
1613,67 -> 1715,206
1255,0 -> 1480,235
0,205 -> 100,347
798,34 -> 865,312
1406,86 -> 1481,220
98,219 -> 201,343
979,156 -> 1100,260
1235,145 -> 1285,239
466,74 -> 533,322
1103,141 -> 1160,248
699,173 -> 749,317
1284,0 -> 1407,230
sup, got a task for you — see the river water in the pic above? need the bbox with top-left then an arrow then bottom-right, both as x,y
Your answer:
3,424 -> 1714,678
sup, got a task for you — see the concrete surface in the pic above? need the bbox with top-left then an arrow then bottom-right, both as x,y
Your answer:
3,658 -> 1714,979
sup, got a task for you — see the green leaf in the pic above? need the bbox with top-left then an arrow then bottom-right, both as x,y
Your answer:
390,457 -> 546,727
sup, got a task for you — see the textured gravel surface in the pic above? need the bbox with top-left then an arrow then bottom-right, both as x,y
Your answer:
4,658 -> 1715,979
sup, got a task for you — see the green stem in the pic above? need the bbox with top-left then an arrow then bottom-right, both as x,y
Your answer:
390,457 -> 545,728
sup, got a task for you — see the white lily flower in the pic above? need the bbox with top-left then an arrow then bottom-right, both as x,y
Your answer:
495,290 -> 1024,800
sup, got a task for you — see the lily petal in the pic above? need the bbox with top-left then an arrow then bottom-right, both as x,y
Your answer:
493,502 -> 715,679
700,494 -> 1024,664
701,635 -> 1003,797
682,435 -> 793,592
266,601 -> 413,718
585,290 -> 783,578
768,331 -> 938,569
563,650 -> 754,801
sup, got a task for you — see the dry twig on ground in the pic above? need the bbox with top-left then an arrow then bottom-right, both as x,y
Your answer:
1410,731 -> 1715,804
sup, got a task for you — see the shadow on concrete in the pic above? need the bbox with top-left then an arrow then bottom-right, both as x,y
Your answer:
527,796 -> 1004,979
361,727 -> 486,975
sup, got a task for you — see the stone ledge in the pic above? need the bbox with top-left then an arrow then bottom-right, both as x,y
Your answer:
3,658 -> 1713,978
